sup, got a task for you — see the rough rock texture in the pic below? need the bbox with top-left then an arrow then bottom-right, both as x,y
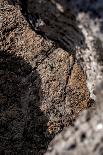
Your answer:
45,95 -> 103,155
45,1 -> 103,155
12,0 -> 103,100
45,110 -> 103,155
0,0 -> 92,154
45,81 -> 103,155
12,0 -> 85,52
68,0 -> 103,100
24,0 -> 85,52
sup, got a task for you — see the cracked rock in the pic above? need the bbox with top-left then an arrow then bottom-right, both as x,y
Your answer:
0,0 -> 92,154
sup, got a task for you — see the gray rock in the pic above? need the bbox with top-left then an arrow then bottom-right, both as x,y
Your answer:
45,111 -> 103,155
45,81 -> 103,155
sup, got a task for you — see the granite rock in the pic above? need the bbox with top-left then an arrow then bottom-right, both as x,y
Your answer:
0,0 -> 92,154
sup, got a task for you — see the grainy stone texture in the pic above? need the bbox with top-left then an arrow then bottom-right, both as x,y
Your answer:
11,0 -> 103,101
25,0 -> 85,52
69,0 -> 103,100
45,80 -> 103,155
0,0 -> 92,154
45,110 -> 103,155
45,82 -> 103,155
45,1 -> 103,155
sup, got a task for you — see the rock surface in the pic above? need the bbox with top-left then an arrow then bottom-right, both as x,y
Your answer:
45,82 -> 103,155
25,0 -> 85,52
69,0 -> 103,100
45,109 -> 103,155
0,0 -> 92,154
12,0 -> 103,100
45,1 -> 103,155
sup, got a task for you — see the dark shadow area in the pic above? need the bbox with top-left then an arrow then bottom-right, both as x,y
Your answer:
9,0 -> 103,59
0,50 -> 53,154
9,0 -> 85,53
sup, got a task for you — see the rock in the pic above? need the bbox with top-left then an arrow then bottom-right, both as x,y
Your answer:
44,1 -> 103,154
14,0 -> 85,52
14,0 -> 103,100
45,97 -> 103,155
68,0 -> 103,100
0,0 -> 92,154
45,80 -> 103,155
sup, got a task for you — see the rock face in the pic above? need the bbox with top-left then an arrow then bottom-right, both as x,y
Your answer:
14,0 -> 103,100
12,0 -> 85,51
44,1 -> 103,155
68,0 -> 103,100
45,87 -> 103,155
45,81 -> 103,155
24,0 -> 85,52
0,0 -> 92,154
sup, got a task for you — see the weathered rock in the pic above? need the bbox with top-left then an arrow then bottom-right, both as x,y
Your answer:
45,80 -> 103,155
12,0 -> 85,52
44,1 -> 103,155
0,0 -> 92,154
68,0 -> 103,100
45,83 -> 103,155
37,49 -> 91,134
14,0 -> 103,101
26,0 -> 85,52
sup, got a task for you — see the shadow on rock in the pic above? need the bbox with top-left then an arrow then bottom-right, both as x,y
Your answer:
9,0 -> 85,53
0,50 -> 52,154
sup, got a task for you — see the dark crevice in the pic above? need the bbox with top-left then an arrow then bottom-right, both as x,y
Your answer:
9,0 -> 85,53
